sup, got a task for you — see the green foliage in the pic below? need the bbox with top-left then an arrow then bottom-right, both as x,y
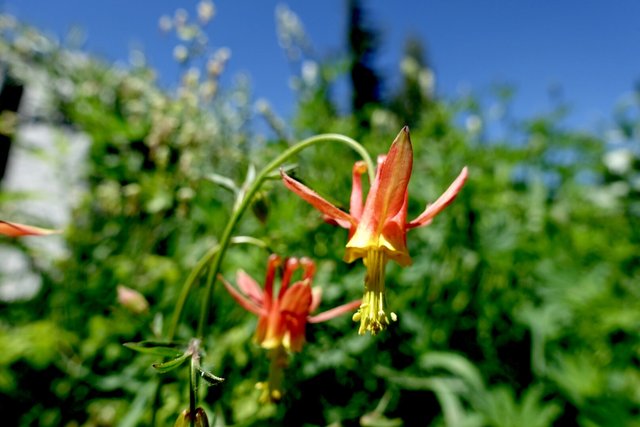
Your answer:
2,8 -> 640,427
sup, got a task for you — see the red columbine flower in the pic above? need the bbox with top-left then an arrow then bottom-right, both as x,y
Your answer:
221,254 -> 360,402
221,254 -> 360,352
0,220 -> 60,237
281,126 -> 468,335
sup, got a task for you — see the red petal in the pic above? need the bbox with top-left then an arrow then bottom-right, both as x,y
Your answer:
308,299 -> 362,323
278,257 -> 300,299
281,170 -> 356,229
219,274 -> 264,316
407,166 -> 468,229
284,317 -> 307,352
357,127 -> 413,237
380,190 -> 412,266
255,315 -> 269,346
280,282 -> 313,352
0,220 -> 60,237
263,254 -> 281,309
279,282 -> 313,317
300,257 -> 316,281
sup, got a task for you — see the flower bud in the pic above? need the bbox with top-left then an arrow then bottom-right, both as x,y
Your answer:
116,285 -> 149,315
174,407 -> 209,427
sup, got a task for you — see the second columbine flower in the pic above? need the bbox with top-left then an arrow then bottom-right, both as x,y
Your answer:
221,254 -> 360,402
281,126 -> 468,335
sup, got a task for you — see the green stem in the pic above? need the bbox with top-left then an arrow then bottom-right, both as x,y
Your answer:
189,349 -> 198,427
195,133 -> 374,339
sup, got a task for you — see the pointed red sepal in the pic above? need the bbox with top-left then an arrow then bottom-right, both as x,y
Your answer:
263,254 -> 282,309
309,287 -> 322,313
236,270 -> 264,306
281,169 -> 356,229
0,220 -> 61,237
308,299 -> 362,323
407,166 -> 468,229
359,127 -> 413,231
219,274 -> 265,316
300,257 -> 315,281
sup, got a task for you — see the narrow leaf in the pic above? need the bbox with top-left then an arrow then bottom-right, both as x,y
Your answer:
197,367 -> 225,385
205,173 -> 239,193
123,341 -> 185,358
419,351 -> 485,393
152,352 -> 191,373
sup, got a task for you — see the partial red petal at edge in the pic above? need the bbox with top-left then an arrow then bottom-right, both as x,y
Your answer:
219,274 -> 264,316
407,166 -> 468,229
0,220 -> 60,237
236,270 -> 264,306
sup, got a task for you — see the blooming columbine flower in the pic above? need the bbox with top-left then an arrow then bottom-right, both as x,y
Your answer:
221,254 -> 360,402
221,254 -> 360,352
0,220 -> 60,237
281,126 -> 468,335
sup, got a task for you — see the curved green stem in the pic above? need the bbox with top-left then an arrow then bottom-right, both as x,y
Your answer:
195,133 -> 374,339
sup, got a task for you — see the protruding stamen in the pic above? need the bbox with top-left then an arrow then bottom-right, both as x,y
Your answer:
257,345 -> 289,404
352,249 -> 390,335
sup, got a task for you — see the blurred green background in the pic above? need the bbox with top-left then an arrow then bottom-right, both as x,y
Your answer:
1,2 -> 639,426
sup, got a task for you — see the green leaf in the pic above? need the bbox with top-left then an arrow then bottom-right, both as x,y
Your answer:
241,163 -> 257,189
123,341 -> 184,358
419,351 -> 485,393
205,173 -> 239,193
197,366 -> 225,385
229,235 -> 269,250
152,352 -> 191,373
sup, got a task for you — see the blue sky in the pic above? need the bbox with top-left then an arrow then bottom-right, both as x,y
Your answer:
4,0 -> 640,131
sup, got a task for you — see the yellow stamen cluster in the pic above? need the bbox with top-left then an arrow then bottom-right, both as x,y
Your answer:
352,249 -> 397,335
256,345 -> 288,403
